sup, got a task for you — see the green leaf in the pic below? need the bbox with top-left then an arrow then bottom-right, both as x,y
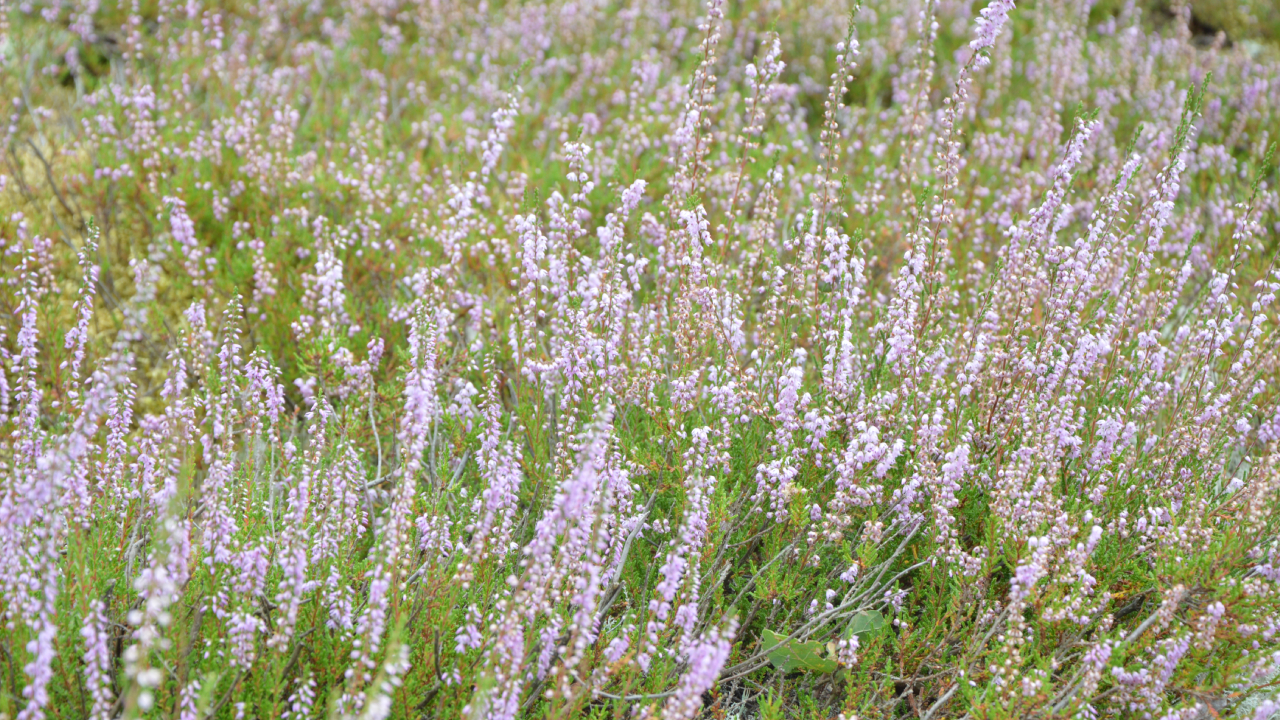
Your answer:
761,629 -> 838,674
846,610 -> 886,639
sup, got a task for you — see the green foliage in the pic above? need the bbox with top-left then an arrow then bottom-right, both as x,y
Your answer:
1,0 -> 1279,718
762,629 -> 838,674
844,610 -> 885,640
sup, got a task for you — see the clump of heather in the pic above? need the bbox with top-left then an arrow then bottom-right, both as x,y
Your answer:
2,0 -> 1280,718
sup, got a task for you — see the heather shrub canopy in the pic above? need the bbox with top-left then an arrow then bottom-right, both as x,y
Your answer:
2,0 -> 1280,719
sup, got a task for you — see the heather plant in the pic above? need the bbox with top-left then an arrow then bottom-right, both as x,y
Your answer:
2,0 -> 1280,718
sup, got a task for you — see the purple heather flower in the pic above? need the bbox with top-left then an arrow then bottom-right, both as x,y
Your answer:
970,0 -> 1016,66
661,623 -> 736,720
81,601 -> 114,720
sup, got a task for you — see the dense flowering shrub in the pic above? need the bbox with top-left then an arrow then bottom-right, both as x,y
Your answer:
2,0 -> 1280,717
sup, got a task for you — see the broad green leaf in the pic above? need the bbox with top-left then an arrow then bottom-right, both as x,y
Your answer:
846,610 -> 887,639
761,628 -> 838,674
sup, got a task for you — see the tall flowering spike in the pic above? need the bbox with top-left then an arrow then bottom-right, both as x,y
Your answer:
344,302 -> 441,704
14,525 -> 59,720
315,443 -> 367,561
970,0 -> 1016,66
124,510 -> 190,715
165,196 -> 213,293
63,229 -> 100,405
481,91 -> 520,178
399,302 -> 441,478
12,264 -> 44,467
0,327 -> 9,425
457,385 -> 523,588
515,404 -> 615,608
81,600 -> 114,720
471,405 -> 627,711
269,447 -> 316,651
346,571 -> 392,699
283,674 -> 317,720
2,257 -> 62,720
661,622 -> 737,720
295,246 -> 355,339
349,642 -> 410,720
669,0 -> 726,199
